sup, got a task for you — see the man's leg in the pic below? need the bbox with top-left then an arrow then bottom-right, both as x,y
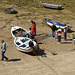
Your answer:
58,36 -> 61,44
53,31 -> 55,38
52,31 -> 55,38
58,36 -> 60,42
64,32 -> 66,40
59,36 -> 61,42
65,33 -> 67,40
3,51 -> 8,60
52,30 -> 53,38
1,51 -> 4,60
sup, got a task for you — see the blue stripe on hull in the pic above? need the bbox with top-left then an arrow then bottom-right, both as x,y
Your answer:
45,18 -> 71,28
4,11 -> 11,14
72,40 -> 75,44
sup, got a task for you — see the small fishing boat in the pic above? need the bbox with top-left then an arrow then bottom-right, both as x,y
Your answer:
11,25 -> 28,38
71,33 -> 75,44
45,18 -> 72,29
4,8 -> 17,14
14,37 -> 38,52
40,1 -> 62,9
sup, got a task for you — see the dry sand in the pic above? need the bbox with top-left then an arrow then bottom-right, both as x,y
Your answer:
0,5 -> 75,75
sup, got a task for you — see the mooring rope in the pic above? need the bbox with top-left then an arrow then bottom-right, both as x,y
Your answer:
36,56 -> 59,75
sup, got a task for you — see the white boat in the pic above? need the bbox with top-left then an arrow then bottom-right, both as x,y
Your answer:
14,37 -> 38,52
11,25 -> 28,38
40,1 -> 62,9
11,25 -> 39,52
45,18 -> 72,29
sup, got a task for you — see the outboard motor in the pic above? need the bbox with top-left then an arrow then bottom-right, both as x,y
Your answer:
29,41 -> 34,48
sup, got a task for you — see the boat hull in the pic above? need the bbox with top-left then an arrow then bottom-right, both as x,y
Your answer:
71,33 -> 75,44
14,37 -> 38,52
4,8 -> 17,14
41,2 -> 62,9
11,25 -> 28,38
45,18 -> 71,29
72,40 -> 75,44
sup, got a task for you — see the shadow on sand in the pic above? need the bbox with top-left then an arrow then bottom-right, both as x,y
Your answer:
61,42 -> 72,44
22,48 -> 47,57
38,42 -> 44,44
44,7 -> 64,10
67,39 -> 72,41
8,59 -> 21,62
36,33 -> 44,36
35,49 -> 47,57
71,49 -> 75,51
8,11 -> 18,14
68,30 -> 75,33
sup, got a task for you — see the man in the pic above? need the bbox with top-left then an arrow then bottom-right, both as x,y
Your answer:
63,24 -> 68,41
56,27 -> 62,44
27,27 -> 34,39
1,40 -> 8,61
51,23 -> 57,39
27,27 -> 32,38
31,20 -> 36,36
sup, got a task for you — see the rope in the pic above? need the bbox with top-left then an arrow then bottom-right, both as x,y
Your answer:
0,14 -> 18,29
36,56 -> 59,75
0,18 -> 13,29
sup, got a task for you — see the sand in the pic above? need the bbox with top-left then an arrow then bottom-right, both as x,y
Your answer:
0,5 -> 75,75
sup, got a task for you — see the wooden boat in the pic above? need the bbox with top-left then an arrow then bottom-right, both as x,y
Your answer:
4,8 -> 17,14
71,33 -> 75,44
72,39 -> 75,45
11,25 -> 28,38
40,1 -> 62,9
45,18 -> 72,29
11,25 -> 39,52
14,37 -> 38,52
